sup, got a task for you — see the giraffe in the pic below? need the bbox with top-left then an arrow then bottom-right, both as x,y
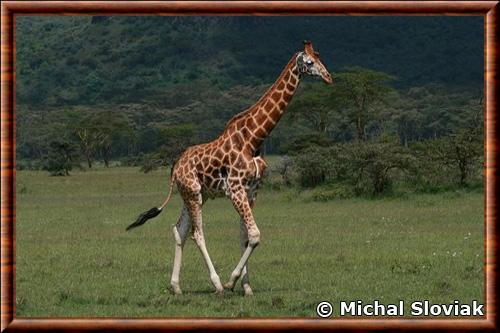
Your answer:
126,41 -> 332,296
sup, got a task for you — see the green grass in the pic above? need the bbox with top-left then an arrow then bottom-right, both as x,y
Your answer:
16,167 -> 484,317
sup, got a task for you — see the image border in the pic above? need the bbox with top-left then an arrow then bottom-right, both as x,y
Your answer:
1,1 -> 498,331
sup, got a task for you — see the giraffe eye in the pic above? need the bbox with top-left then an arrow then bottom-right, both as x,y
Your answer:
306,60 -> 313,65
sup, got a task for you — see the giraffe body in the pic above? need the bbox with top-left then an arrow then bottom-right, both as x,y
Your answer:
173,140 -> 267,201
128,41 -> 332,296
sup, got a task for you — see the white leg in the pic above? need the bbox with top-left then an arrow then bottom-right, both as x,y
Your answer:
170,206 -> 190,295
188,195 -> 224,293
240,220 -> 253,296
192,228 -> 224,293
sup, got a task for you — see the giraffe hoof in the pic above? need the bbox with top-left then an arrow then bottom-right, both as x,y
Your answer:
223,282 -> 235,291
171,284 -> 182,295
214,288 -> 225,296
243,286 -> 253,297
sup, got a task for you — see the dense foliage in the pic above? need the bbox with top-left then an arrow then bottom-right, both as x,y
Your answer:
16,16 -> 482,107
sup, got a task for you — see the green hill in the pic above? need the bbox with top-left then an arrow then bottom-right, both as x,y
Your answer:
16,16 -> 483,107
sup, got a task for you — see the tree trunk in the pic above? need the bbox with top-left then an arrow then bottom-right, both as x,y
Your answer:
459,162 -> 467,186
356,115 -> 365,141
102,145 -> 111,167
85,151 -> 92,168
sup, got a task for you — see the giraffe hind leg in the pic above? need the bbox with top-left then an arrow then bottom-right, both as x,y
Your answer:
185,191 -> 224,294
170,206 -> 190,295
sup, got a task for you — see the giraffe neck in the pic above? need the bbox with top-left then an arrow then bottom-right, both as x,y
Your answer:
223,53 -> 301,155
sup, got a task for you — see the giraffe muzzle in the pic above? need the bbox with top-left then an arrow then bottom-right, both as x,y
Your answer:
323,72 -> 333,84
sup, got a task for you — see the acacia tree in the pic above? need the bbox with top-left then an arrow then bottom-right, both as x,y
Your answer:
386,85 -> 483,143
411,97 -> 483,189
76,127 -> 99,168
141,123 -> 199,173
416,129 -> 482,187
43,139 -> 80,176
449,129 -> 483,185
336,67 -> 396,141
41,122 -> 81,176
76,111 -> 134,167
288,82 -> 348,133
345,139 -> 414,194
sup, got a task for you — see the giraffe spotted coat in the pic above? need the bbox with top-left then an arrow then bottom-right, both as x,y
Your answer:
128,41 -> 332,296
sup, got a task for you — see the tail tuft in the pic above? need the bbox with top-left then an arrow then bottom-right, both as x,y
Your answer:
126,207 -> 162,231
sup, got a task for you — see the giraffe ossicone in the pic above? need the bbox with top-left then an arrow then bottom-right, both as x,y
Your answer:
127,41 -> 332,296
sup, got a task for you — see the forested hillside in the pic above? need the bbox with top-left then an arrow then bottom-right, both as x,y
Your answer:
16,16 -> 483,106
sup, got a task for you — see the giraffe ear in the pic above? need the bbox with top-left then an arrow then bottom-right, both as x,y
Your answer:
303,40 -> 314,54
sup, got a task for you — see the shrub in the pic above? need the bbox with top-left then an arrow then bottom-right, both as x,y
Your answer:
343,140 -> 415,195
269,155 -> 293,186
42,140 -> 80,176
261,179 -> 284,191
17,159 -> 44,171
292,139 -> 414,195
281,132 -> 333,154
120,153 -> 146,167
311,185 -> 354,202
292,146 -> 335,187
140,153 -> 166,173
410,129 -> 483,189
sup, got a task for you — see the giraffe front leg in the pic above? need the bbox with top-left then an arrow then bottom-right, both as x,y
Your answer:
224,188 -> 260,292
239,221 -> 253,296
239,191 -> 258,296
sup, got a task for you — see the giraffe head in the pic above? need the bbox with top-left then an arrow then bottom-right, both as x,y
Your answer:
297,41 -> 332,84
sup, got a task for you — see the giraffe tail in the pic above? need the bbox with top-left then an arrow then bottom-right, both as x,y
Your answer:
126,168 -> 176,231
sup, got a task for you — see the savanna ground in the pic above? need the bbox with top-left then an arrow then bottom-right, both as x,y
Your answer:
16,161 -> 484,317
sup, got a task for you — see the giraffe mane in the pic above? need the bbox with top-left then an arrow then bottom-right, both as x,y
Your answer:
223,52 -> 300,131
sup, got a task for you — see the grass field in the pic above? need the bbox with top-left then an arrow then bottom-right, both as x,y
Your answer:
16,166 -> 484,317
